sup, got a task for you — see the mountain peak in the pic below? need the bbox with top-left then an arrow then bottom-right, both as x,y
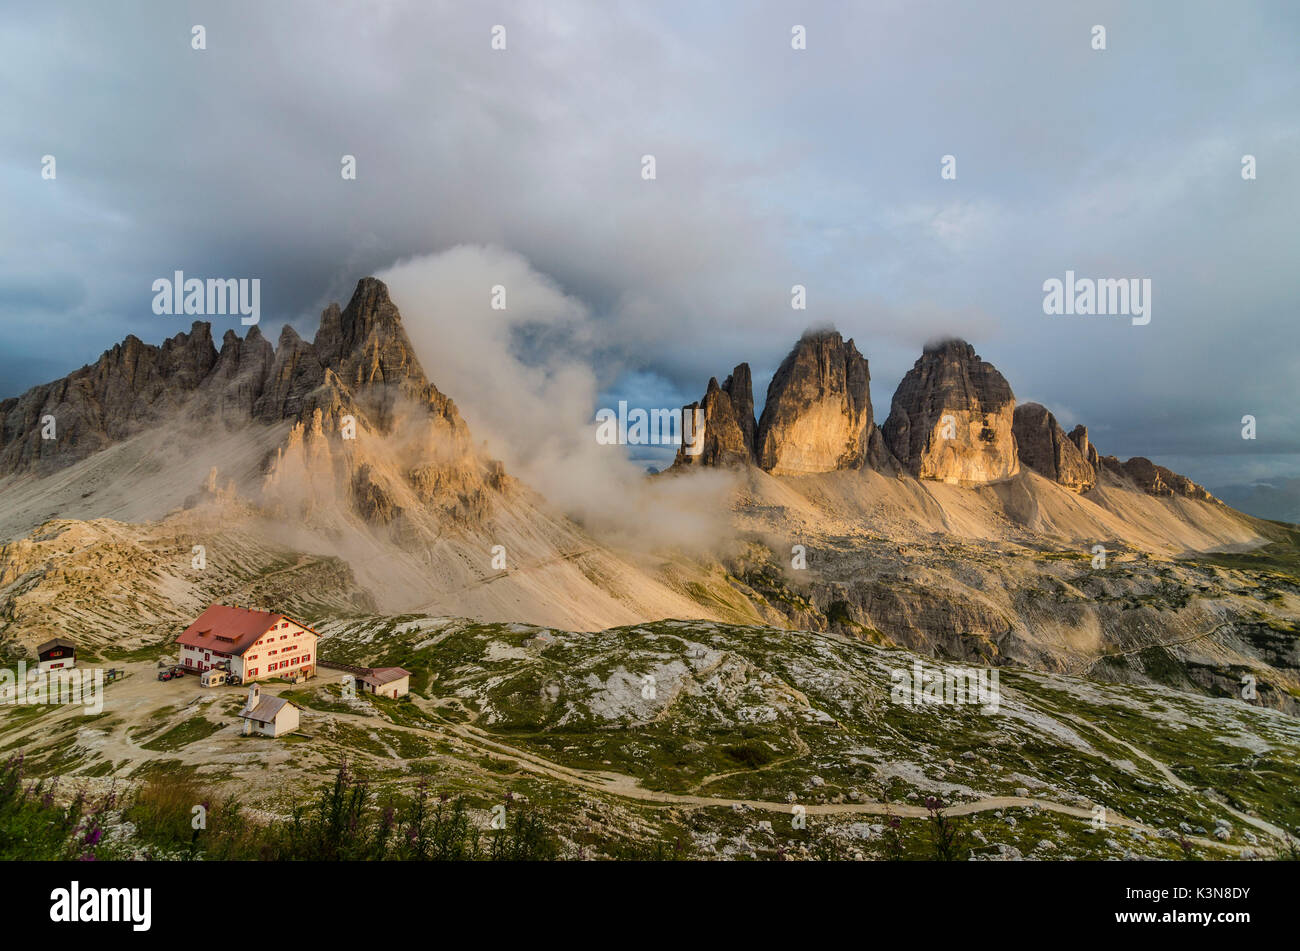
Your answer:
882,340 -> 1018,484
340,277 -> 400,344
921,337 -> 974,356
755,328 -> 880,474
0,275 -> 468,476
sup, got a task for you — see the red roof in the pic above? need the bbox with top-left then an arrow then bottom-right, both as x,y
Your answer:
358,666 -> 411,687
176,605 -> 288,656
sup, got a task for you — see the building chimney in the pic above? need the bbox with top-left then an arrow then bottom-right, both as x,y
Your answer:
244,682 -> 260,714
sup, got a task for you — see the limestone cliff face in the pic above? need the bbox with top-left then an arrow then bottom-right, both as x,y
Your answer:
1013,402 -> 1096,493
754,330 -> 886,474
881,339 -> 1018,485
254,326 -> 325,423
198,326 -> 274,422
674,365 -> 756,467
0,278 -> 471,474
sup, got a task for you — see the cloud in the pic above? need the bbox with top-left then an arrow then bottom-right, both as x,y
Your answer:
0,0 -> 1296,492
379,247 -> 740,552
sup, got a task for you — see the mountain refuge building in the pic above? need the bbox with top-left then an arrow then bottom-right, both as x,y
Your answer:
176,604 -> 318,683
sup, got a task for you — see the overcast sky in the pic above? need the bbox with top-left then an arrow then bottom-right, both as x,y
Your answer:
3,1 -> 1297,489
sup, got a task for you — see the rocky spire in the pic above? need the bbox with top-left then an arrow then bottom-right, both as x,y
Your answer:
197,325 -> 274,421
1068,424 -> 1100,469
881,339 -> 1018,485
754,329 -> 887,474
312,302 -> 343,368
674,364 -> 756,467
254,325 -> 325,422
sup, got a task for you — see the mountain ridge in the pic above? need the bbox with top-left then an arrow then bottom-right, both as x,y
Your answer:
675,328 -> 1219,504
0,277 -> 1292,709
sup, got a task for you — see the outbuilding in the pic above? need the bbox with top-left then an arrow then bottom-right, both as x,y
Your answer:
37,638 -> 76,674
357,666 -> 412,699
237,683 -> 301,738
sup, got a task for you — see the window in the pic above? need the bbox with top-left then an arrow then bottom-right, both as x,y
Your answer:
248,669 -> 258,677
303,653 -> 311,662
269,662 -> 278,671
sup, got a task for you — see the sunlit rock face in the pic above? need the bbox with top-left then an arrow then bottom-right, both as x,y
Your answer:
754,330 -> 889,474
882,339 -> 1019,485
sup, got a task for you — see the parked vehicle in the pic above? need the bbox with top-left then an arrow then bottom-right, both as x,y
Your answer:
157,670 -> 175,681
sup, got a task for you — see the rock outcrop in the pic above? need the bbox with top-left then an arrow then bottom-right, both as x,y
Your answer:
1067,424 -> 1100,469
254,325 -> 325,423
1100,455 -> 1217,503
754,330 -> 889,474
674,330 -> 891,474
1012,402 -> 1096,493
674,365 -> 756,467
0,278 -> 490,534
881,339 -> 1018,485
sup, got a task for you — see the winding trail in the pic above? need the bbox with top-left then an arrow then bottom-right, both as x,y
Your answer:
324,703 -> 1259,856
1067,622 -> 1234,677
2,659 -> 1273,856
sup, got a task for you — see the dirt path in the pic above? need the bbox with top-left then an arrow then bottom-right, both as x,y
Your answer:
1067,623 -> 1234,677
1031,701 -> 1287,842
321,705 -> 1254,855
2,662 -> 1269,856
